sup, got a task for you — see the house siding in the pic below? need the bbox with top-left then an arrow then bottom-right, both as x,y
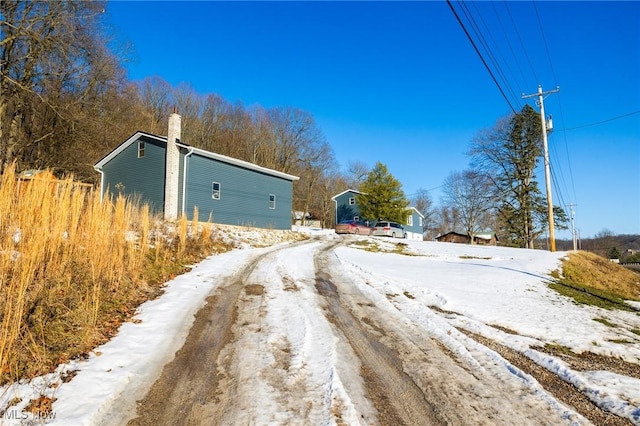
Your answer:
333,190 -> 364,223
403,209 -> 424,240
184,153 -> 292,230
100,135 -> 167,213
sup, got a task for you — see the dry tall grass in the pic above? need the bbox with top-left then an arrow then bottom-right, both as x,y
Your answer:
558,251 -> 640,301
0,164 -> 230,384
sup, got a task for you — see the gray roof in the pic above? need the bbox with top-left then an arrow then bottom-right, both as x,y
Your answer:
95,131 -> 299,182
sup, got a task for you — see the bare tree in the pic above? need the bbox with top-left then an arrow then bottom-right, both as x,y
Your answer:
242,106 -> 273,165
412,188 -> 436,238
345,161 -> 370,189
317,171 -> 348,228
197,93 -> 229,151
173,83 -> 204,143
296,142 -> 336,224
435,205 -> 461,238
441,170 -> 495,243
137,76 -> 173,135
1,0 -> 125,177
267,107 -> 323,174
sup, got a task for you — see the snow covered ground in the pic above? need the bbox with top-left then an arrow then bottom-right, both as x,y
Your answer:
1,227 -> 639,425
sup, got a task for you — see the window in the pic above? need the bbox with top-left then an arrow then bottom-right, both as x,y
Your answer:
349,197 -> 355,205
407,215 -> 413,226
212,182 -> 221,199
138,141 -> 145,158
269,194 -> 276,209
354,216 -> 359,222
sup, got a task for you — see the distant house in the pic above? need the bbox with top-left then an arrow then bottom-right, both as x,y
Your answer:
436,231 -> 498,246
475,232 -> 499,246
403,207 -> 424,241
94,113 -> 299,230
332,189 -> 367,224
435,232 -> 470,244
331,188 -> 423,239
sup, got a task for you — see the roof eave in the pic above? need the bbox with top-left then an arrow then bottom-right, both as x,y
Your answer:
94,132 -> 299,181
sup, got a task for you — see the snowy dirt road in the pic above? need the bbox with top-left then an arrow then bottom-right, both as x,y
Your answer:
123,237 -> 614,426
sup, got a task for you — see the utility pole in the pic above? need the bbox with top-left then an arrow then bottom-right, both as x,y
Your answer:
522,85 -> 560,252
568,203 -> 577,251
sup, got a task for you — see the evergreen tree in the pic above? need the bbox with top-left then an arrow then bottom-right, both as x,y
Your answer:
608,247 -> 621,260
470,105 -> 568,248
357,162 -> 410,223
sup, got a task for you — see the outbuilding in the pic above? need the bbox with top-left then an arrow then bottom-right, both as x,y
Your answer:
436,231 -> 499,246
94,113 -> 299,230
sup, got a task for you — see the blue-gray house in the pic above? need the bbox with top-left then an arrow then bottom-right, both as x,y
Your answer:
332,189 -> 424,240
403,207 -> 425,240
331,189 -> 367,224
94,113 -> 299,230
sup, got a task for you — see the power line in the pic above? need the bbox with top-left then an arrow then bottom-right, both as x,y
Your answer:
491,1 -> 529,95
405,185 -> 445,199
533,1 -> 559,84
549,134 -> 573,213
550,94 -> 578,206
446,0 -> 518,114
463,1 -> 523,110
559,110 -> 640,132
503,1 -> 539,84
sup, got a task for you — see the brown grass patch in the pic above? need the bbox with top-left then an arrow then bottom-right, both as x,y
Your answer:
25,395 -> 55,414
560,251 -> 640,300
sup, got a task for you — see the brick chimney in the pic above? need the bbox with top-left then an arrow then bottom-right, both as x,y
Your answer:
164,110 -> 181,221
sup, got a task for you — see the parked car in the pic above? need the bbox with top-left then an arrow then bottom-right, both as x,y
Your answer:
371,221 -> 406,238
335,220 -> 371,235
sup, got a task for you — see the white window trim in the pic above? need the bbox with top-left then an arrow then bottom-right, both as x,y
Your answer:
407,215 -> 413,226
349,197 -> 355,205
269,194 -> 276,209
212,182 -> 221,200
138,141 -> 145,158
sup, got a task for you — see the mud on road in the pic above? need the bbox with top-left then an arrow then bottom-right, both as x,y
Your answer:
124,238 -> 617,425
128,247 -> 273,425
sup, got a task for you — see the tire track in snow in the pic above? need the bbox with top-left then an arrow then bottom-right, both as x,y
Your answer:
219,238 -> 380,425
314,242 -> 444,426
322,239 -> 592,425
128,241 -> 310,425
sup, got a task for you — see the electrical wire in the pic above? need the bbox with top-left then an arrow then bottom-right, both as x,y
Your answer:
551,102 -> 578,206
446,0 -> 518,114
533,2 -> 559,84
559,110 -> 640,131
549,134 -> 573,212
491,1 -> 529,94
462,1 -> 523,110
503,0 -> 539,84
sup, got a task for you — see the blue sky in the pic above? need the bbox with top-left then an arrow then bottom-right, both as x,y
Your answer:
104,1 -> 639,239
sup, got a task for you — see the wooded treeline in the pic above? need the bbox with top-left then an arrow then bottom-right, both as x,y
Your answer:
1,1 -> 349,227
